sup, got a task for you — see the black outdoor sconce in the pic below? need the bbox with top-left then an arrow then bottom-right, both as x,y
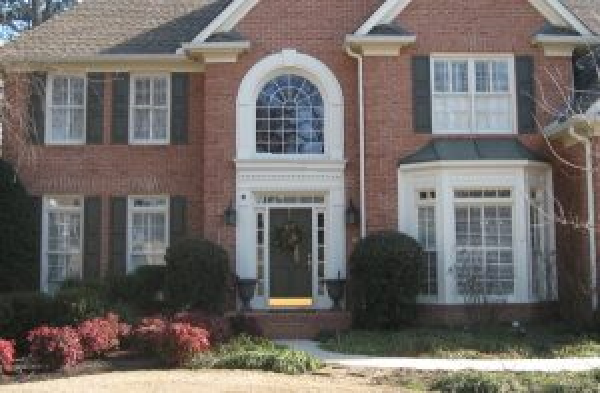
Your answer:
345,199 -> 360,225
224,200 -> 237,226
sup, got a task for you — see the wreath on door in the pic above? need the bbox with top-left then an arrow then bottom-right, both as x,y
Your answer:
272,221 -> 304,263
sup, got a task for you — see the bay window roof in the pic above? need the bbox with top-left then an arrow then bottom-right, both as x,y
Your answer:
398,138 -> 547,166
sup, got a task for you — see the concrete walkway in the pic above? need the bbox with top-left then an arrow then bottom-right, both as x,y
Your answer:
277,340 -> 600,372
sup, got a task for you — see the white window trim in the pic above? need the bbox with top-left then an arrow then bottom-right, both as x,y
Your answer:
126,195 -> 170,273
45,74 -> 87,145
129,74 -> 171,145
430,54 -> 517,135
41,195 -> 84,293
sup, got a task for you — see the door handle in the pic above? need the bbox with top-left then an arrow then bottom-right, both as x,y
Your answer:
308,253 -> 312,266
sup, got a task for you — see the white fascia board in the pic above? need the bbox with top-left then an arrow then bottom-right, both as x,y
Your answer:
356,0 -> 592,37
398,160 -> 550,171
192,0 -> 259,44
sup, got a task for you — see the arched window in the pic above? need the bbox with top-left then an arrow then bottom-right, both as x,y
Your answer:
256,74 -> 324,154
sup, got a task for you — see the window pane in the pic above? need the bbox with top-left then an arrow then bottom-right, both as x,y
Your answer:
52,77 -> 69,105
475,61 -> 490,93
51,108 -> 69,141
492,61 -> 509,92
135,78 -> 151,105
451,61 -> 468,93
134,109 -> 151,140
153,109 -> 168,140
153,78 -> 168,106
69,108 -> 85,140
70,77 -> 85,106
434,61 -> 449,92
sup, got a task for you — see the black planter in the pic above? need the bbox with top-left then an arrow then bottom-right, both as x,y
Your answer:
324,278 -> 347,311
237,278 -> 257,311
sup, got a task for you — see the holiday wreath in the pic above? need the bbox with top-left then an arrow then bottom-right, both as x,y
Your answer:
272,221 -> 305,260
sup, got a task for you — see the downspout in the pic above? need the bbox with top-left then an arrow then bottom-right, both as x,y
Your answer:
569,126 -> 597,311
345,46 -> 367,238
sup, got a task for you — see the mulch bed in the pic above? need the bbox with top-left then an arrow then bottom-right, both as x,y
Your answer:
0,351 -> 162,386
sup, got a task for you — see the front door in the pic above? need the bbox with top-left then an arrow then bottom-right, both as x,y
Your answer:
269,208 -> 313,306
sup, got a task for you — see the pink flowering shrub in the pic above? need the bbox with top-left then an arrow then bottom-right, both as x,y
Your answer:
77,313 -> 131,358
0,339 -> 15,374
132,317 -> 210,366
173,311 -> 232,344
27,326 -> 84,369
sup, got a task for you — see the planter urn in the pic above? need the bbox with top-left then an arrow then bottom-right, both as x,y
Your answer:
324,274 -> 347,311
236,278 -> 257,311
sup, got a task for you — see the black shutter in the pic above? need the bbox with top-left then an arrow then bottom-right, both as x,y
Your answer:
171,73 -> 189,144
170,196 -> 187,246
31,196 -> 42,290
84,196 -> 102,280
112,73 -> 130,144
29,72 -> 47,144
412,56 -> 432,133
516,55 -> 536,133
110,197 -> 127,276
86,73 -> 105,144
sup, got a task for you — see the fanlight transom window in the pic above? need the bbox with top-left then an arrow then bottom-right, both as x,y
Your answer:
256,74 -> 324,154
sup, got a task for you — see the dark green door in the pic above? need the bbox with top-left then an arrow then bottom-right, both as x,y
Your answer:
269,208 -> 313,300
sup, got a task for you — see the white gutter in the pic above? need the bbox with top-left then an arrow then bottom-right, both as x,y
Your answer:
345,46 -> 367,238
569,126 -> 597,311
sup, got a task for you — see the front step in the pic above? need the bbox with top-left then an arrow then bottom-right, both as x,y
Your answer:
246,311 -> 352,339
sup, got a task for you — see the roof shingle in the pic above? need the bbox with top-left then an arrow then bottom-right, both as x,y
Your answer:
1,0 -> 232,60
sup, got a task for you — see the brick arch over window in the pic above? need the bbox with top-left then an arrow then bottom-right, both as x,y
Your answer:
236,49 -> 344,160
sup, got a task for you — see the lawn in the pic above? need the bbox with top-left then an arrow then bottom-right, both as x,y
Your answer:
319,325 -> 600,359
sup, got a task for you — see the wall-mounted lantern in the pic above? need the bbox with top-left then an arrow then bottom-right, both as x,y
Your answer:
346,199 -> 360,225
224,200 -> 237,226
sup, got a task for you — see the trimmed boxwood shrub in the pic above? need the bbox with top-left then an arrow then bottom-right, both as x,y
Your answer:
350,231 -> 423,329
106,265 -> 167,313
165,238 -> 232,314
0,292 -> 56,351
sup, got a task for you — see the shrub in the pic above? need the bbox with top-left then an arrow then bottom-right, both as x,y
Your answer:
432,371 -> 527,393
0,339 -> 15,374
0,160 -> 39,293
159,323 -> 211,366
165,239 -> 232,314
349,231 -> 423,329
77,313 -> 130,359
54,284 -> 109,325
106,266 -> 167,313
0,292 -> 56,352
173,311 -> 233,344
27,326 -> 84,370
132,317 -> 210,366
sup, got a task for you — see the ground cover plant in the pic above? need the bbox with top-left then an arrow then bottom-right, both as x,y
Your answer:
376,369 -> 600,392
189,335 -> 323,375
320,325 -> 600,359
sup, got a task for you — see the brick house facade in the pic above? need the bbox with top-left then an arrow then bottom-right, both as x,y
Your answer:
2,0 -> 600,328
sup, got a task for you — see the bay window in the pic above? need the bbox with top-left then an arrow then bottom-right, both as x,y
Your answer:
130,75 -> 170,144
128,196 -> 169,271
43,196 -> 83,292
432,56 -> 514,134
47,75 -> 86,144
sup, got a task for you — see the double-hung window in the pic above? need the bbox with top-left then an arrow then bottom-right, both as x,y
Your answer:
432,57 -> 514,134
454,189 -> 514,297
47,75 -> 86,144
44,196 -> 83,292
128,196 -> 169,272
130,75 -> 170,144
416,190 -> 438,296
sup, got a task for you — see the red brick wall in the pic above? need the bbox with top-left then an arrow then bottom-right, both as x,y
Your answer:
2,0 -> 590,320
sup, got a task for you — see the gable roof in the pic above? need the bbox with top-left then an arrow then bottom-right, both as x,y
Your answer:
1,0 -> 599,61
1,0 -> 232,61
357,0 -> 598,36
398,138 -> 547,166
